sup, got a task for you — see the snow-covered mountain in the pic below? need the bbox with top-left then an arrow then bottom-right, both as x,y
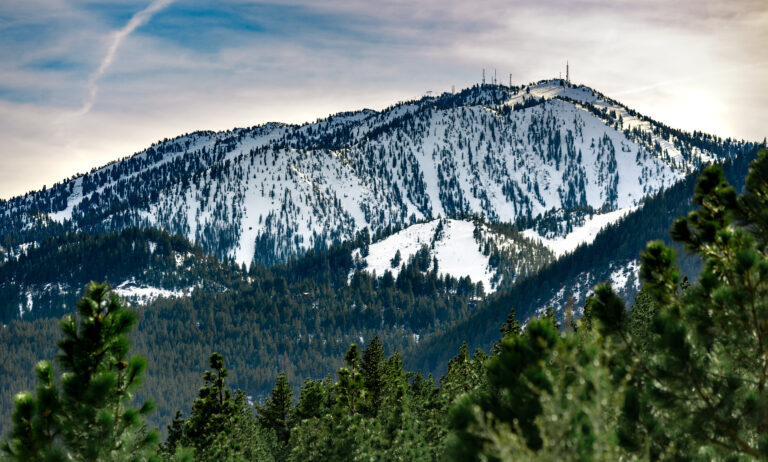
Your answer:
0,79 -> 748,271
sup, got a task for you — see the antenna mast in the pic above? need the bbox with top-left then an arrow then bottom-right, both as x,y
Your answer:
566,61 -> 570,84
482,69 -> 485,85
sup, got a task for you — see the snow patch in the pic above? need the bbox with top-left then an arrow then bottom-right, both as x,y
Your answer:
354,219 -> 497,291
114,280 -> 192,305
522,206 -> 638,257
609,260 -> 640,291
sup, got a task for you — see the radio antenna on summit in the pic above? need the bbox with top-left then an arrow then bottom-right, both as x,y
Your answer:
482,69 -> 486,85
566,61 -> 570,84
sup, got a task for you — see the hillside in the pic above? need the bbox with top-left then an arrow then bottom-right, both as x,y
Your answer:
352,218 -> 554,293
0,228 -> 242,323
405,144 -> 762,376
0,225 -> 489,433
0,80 -> 748,273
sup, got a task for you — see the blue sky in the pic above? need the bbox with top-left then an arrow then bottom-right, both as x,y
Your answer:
0,0 -> 766,198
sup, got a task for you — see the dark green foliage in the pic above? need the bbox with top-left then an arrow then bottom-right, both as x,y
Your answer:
257,373 -> 294,445
448,317 -> 559,460
0,227 -> 240,324
293,379 -> 325,423
1,282 -> 159,461
286,338 -> 488,461
160,354 -> 277,462
361,336 -> 386,417
585,283 -> 626,333
183,353 -> 237,456
591,148 -> 768,459
158,411 -> 184,459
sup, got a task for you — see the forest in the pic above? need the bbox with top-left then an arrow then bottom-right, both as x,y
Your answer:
2,148 -> 767,460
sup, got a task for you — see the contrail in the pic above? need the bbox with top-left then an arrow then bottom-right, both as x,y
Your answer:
611,61 -> 768,97
72,0 -> 174,117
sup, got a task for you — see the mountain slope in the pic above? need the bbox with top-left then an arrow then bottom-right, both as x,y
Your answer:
353,218 -> 554,292
0,228 -> 242,322
405,144 -> 762,376
0,225 -> 488,433
0,80 -> 748,270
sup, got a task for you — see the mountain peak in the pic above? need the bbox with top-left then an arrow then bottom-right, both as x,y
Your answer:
0,79 -> 751,268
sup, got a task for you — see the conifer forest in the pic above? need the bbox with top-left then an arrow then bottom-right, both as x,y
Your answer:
1,145 -> 767,460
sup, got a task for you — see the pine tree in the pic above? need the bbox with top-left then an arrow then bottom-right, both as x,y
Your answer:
447,318 -> 559,460
592,149 -> 768,458
183,353 -> 237,458
1,281 -> 159,461
293,379 -> 324,423
336,344 -> 364,414
158,411 -> 185,460
491,309 -> 522,355
257,373 -> 294,444
390,250 -> 402,268
361,336 -> 386,417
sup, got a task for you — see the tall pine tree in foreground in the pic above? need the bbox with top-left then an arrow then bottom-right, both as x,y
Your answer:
447,148 -> 768,460
592,148 -> 768,459
1,282 -> 159,461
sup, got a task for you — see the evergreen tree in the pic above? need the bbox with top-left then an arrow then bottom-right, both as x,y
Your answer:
257,373 -> 294,444
361,336 -> 386,417
592,149 -> 768,458
447,318 -> 559,460
1,282 -> 159,461
183,353 -> 237,458
293,379 -> 325,424
158,411 -> 184,460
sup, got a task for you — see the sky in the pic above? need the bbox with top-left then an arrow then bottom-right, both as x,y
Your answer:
0,0 -> 766,199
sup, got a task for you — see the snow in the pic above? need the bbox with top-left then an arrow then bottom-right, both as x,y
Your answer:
432,220 -> 495,290
354,219 -> 497,292
174,252 -> 188,267
113,280 -> 192,305
522,206 -> 639,257
7,78 -> 727,268
609,260 -> 640,291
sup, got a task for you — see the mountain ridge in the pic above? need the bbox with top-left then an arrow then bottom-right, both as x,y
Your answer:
1,79 -> 751,270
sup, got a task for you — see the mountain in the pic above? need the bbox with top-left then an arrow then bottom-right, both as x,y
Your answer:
0,80 -> 746,275
405,145 -> 762,374
0,78 -> 761,436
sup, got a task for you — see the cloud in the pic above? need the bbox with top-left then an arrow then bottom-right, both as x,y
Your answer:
72,0 -> 173,117
0,0 -> 766,199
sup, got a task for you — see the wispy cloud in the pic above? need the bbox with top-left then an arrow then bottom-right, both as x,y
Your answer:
72,0 -> 173,117
0,0 -> 766,199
